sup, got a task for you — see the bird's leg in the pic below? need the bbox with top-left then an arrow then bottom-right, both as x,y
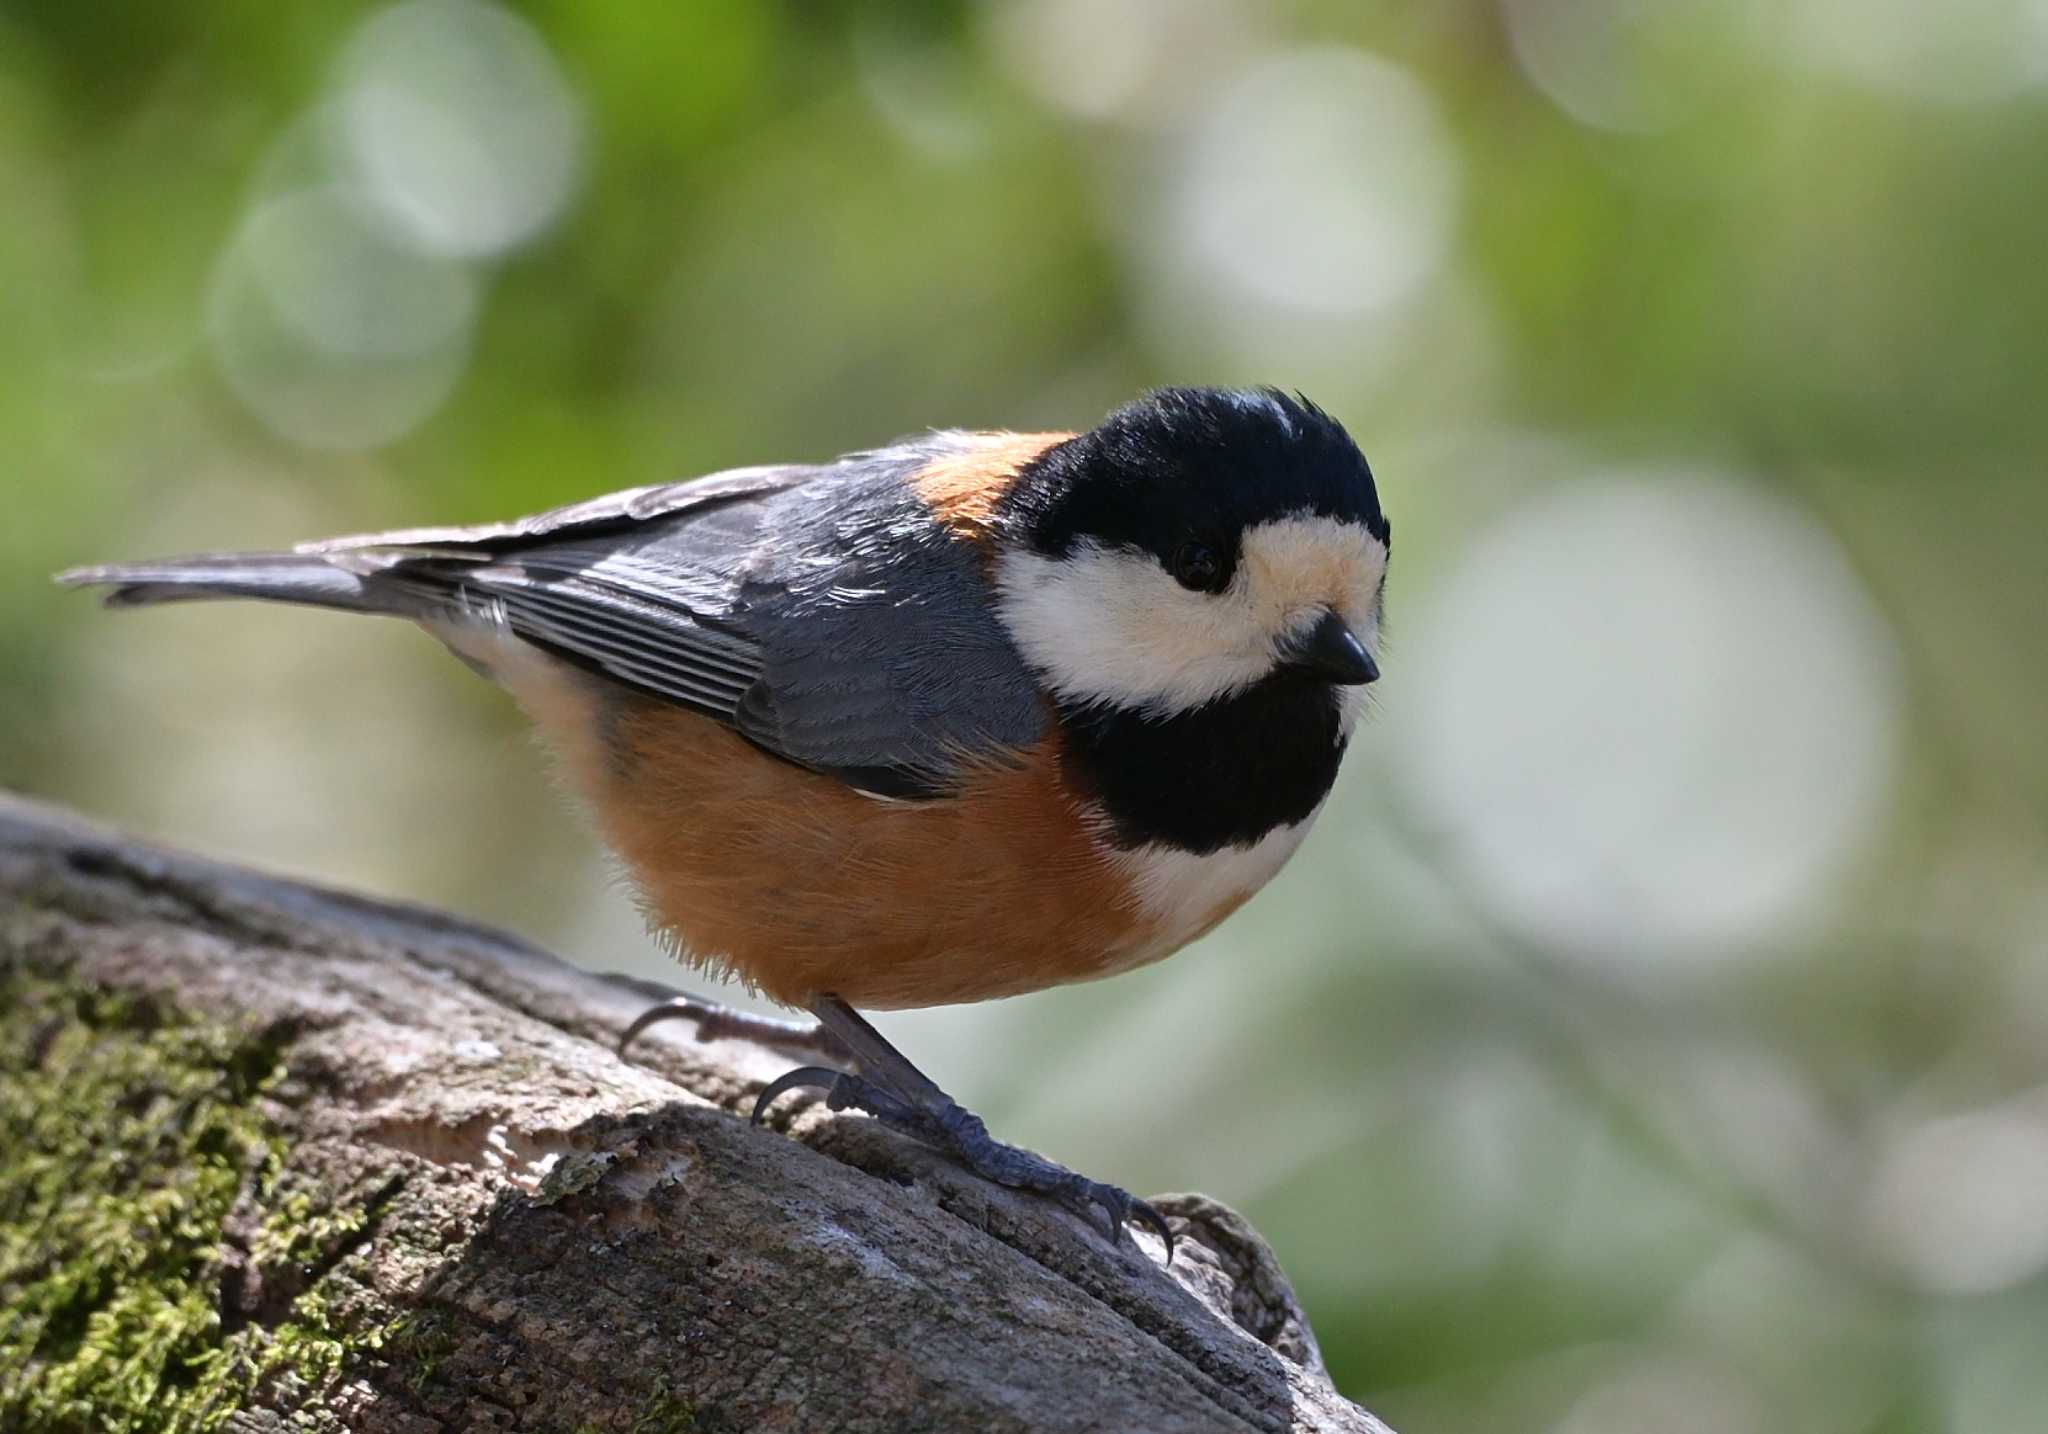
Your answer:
753,996 -> 1175,1262
611,980 -> 855,1067
616,983 -> 1173,1260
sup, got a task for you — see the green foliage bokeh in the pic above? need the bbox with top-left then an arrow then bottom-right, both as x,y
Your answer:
5,3 -> 2047,1430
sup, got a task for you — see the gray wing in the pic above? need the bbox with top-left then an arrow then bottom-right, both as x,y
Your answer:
336,448 -> 1046,798
302,465 -> 813,556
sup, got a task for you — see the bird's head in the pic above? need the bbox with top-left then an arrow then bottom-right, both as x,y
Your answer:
993,387 -> 1389,722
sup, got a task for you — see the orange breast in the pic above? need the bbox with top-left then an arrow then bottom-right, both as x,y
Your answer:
548,691 -> 1154,1009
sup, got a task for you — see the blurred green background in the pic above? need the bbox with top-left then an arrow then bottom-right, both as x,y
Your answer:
5,2 -> 2047,1429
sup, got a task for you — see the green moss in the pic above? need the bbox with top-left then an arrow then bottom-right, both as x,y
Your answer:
632,1377 -> 700,1433
0,968 -> 383,1432
532,1149 -> 617,1206
386,1307 -> 455,1393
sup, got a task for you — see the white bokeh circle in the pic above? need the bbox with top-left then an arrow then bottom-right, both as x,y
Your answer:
1394,471 -> 1903,971
1165,47 -> 1461,318
335,0 -> 583,259
207,186 -> 477,450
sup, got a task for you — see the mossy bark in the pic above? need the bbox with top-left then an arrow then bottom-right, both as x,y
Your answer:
0,794 -> 1390,1433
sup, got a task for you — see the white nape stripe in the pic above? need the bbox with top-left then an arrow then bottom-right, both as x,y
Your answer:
994,513 -> 1387,716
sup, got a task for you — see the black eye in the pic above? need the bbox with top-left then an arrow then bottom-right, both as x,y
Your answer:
1170,541 -> 1226,593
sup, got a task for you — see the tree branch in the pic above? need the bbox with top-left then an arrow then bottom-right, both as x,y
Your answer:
0,792 -> 1390,1433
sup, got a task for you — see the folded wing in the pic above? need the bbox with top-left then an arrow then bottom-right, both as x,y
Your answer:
323,445 -> 1045,797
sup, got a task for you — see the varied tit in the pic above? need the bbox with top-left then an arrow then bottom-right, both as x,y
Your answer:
60,386 -> 1390,1260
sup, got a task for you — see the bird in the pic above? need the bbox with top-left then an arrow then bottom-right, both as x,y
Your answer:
58,386 -> 1390,1262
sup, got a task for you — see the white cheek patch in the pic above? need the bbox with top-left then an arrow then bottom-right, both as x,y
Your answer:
995,511 -> 1388,715
994,543 -> 1276,713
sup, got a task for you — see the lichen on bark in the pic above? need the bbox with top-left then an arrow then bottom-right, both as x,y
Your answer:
0,967 -> 387,1431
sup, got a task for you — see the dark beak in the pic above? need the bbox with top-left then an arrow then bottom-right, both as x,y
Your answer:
1281,610 -> 1379,685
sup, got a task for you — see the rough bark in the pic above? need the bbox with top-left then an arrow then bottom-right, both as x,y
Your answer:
0,793 -> 1390,1434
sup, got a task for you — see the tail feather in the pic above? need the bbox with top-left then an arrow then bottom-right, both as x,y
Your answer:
55,552 -> 406,615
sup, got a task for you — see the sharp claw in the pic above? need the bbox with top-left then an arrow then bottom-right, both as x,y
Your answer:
618,996 -> 708,1056
749,1065 -> 844,1125
1130,1198 -> 1176,1265
1080,1185 -> 1174,1264
620,996 -> 857,1071
1089,1185 -> 1127,1246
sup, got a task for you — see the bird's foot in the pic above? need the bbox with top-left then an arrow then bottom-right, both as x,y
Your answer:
753,1065 -> 1175,1262
620,991 -> 1172,1262
614,990 -> 854,1067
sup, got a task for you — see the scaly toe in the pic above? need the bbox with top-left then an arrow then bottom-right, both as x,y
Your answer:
1068,1179 -> 1176,1264
754,1067 -> 1174,1264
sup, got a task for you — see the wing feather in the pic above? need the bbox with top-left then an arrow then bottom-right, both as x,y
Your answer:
476,578 -> 758,719
346,441 -> 1044,796
301,465 -> 818,555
